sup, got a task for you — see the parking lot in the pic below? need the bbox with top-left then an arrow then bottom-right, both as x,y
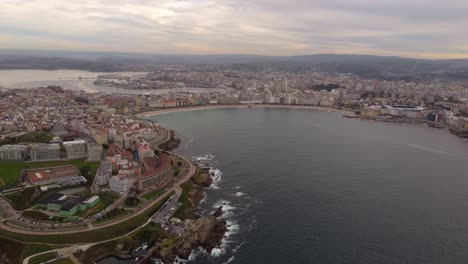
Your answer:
150,194 -> 187,236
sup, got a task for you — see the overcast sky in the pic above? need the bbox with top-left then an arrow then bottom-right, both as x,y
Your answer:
1,0 -> 468,59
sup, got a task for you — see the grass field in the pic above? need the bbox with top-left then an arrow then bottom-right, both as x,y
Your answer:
0,159 -> 100,187
142,188 -> 166,200
173,182 -> 195,220
51,258 -> 74,264
20,243 -> 56,262
29,252 -> 56,264
0,238 -> 57,264
0,193 -> 173,244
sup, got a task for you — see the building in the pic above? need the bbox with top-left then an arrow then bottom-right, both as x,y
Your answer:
137,140 -> 153,163
63,140 -> 86,160
26,165 -> 87,186
87,144 -> 103,161
106,144 -> 134,161
110,175 -> 134,194
51,124 -> 68,138
382,105 -> 425,118
31,144 -> 61,161
138,154 -> 173,192
35,194 -> 100,217
93,161 -> 112,192
0,145 -> 29,160
362,106 -> 382,117
90,129 -> 109,145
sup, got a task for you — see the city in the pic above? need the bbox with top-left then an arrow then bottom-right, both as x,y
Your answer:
2,0 -> 468,264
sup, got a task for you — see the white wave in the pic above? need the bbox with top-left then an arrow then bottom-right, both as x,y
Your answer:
209,168 -> 222,189
223,256 -> 235,264
235,192 -> 246,197
248,218 -> 257,232
213,200 -> 235,218
195,153 -> 215,162
234,186 -> 241,189
211,247 -> 225,257
225,220 -> 240,237
232,242 -> 245,253
173,256 -> 187,264
407,144 -> 449,155
187,247 -> 208,261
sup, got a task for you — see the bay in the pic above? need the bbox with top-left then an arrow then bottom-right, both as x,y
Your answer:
149,107 -> 468,264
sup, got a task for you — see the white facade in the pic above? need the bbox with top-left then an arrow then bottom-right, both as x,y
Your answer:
63,140 -> 86,160
31,144 -> 61,161
0,145 -> 29,160
87,144 -> 103,161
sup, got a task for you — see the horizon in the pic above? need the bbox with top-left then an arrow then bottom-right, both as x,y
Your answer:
2,48 -> 468,61
1,1 -> 468,60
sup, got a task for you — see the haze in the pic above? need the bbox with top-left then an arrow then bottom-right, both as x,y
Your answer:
1,0 -> 468,59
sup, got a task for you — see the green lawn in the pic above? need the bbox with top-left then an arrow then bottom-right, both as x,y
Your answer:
173,182 -> 195,220
0,237 -> 57,263
0,193 -> 173,244
51,258 -> 74,264
0,159 -> 100,188
29,252 -> 57,264
21,243 -> 56,262
0,162 -> 25,186
22,210 -> 51,221
142,188 -> 166,200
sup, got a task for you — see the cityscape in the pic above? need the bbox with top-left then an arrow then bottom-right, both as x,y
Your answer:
2,0 -> 468,264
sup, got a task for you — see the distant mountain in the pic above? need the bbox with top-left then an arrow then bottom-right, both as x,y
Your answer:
1,49 -> 468,80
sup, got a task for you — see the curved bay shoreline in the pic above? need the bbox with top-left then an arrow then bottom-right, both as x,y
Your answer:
135,104 -> 354,118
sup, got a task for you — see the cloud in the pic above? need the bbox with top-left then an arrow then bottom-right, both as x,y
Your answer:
0,0 -> 467,58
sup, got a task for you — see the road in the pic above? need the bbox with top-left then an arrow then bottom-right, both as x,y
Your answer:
150,187 -> 187,236
0,127 -> 197,237
22,187 -> 186,264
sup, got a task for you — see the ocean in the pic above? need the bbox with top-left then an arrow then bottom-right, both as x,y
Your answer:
149,107 -> 468,264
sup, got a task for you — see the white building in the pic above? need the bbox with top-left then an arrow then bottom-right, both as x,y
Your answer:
63,140 -> 86,160
0,145 -> 29,160
31,144 -> 61,161
97,162 -> 112,185
110,175 -> 134,194
87,144 -> 103,161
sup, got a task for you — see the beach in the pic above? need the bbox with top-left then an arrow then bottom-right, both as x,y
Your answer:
135,104 -> 354,118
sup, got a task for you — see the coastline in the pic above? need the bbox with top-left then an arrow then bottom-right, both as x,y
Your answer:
135,104 -> 354,118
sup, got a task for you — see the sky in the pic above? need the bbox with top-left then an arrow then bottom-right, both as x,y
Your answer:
1,0 -> 468,59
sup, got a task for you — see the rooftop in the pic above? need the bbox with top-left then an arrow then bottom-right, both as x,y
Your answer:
142,154 -> 171,178
26,165 -> 80,184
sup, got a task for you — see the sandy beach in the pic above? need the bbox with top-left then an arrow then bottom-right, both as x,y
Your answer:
135,104 -> 354,118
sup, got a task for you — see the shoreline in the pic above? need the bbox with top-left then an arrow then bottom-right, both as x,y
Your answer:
135,104 -> 354,118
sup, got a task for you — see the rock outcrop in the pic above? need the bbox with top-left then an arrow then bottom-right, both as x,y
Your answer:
155,216 -> 227,263
159,130 -> 181,151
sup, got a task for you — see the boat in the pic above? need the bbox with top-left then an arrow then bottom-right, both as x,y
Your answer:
342,114 -> 359,118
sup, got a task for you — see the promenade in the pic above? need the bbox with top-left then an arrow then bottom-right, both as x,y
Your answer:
135,104 -> 353,118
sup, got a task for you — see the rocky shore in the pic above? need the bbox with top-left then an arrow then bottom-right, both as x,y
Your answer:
155,214 -> 227,262
159,130 -> 181,151
153,168 -> 226,263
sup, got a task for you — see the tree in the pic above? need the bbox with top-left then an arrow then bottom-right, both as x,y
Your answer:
79,166 -> 91,179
